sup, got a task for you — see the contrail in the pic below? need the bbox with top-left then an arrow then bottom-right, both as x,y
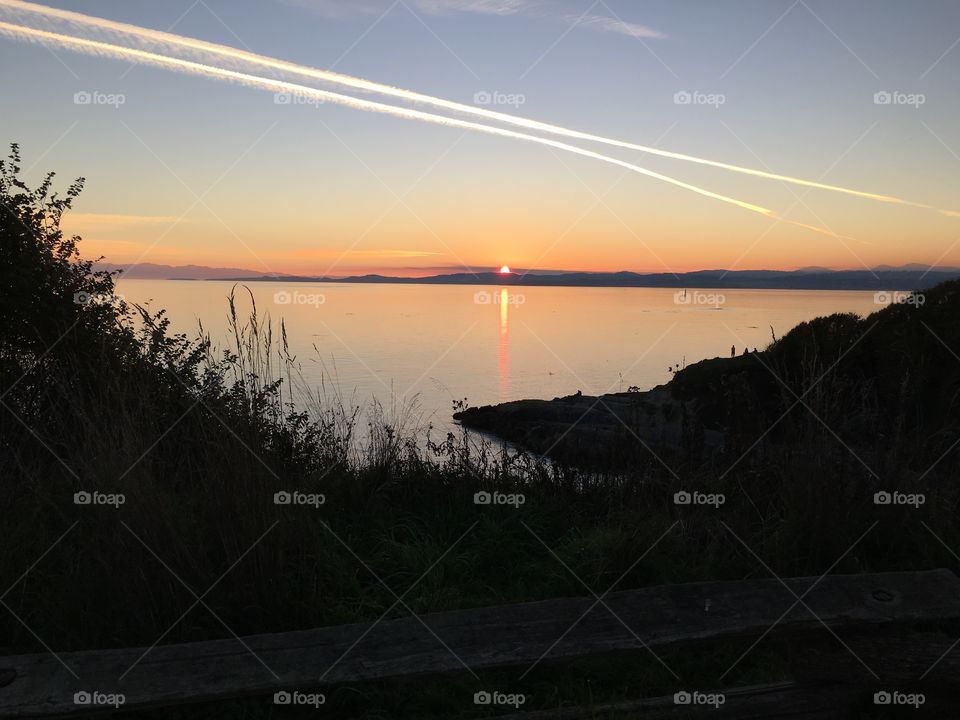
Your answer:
0,0 -> 945,214
0,20 -> 778,219
0,19 -> 871,240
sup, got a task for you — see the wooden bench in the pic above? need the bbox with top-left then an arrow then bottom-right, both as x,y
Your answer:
2,569 -> 959,717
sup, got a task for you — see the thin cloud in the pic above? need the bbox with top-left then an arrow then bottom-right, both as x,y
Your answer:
282,0 -> 664,39
67,213 -> 184,226
572,13 -> 664,40
280,0 -> 523,17
415,0 -> 529,16
82,239 -> 189,259
287,248 -> 442,259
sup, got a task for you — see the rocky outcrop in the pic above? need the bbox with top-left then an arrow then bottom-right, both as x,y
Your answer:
455,281 -> 960,472
454,383 -> 725,469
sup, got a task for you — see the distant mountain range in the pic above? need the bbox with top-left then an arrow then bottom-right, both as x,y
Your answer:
99,262 -> 960,291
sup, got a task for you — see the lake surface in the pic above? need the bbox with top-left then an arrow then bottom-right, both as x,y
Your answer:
116,280 -> 885,434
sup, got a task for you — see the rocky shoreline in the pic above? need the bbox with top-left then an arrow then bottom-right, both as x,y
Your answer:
452,354 -> 760,468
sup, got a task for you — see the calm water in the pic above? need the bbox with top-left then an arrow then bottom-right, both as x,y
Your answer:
116,280 -> 884,433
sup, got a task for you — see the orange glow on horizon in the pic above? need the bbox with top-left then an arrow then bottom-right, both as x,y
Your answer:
499,265 -> 511,274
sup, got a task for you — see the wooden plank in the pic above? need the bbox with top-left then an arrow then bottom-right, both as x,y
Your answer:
490,680 -> 960,719
1,570 -> 958,717
487,682 -> 860,719
792,628 -> 960,683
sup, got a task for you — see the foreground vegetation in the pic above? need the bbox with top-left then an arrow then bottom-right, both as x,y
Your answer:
1,144 -> 958,718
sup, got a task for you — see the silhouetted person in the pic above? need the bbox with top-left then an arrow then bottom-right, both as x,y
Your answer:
730,345 -> 735,357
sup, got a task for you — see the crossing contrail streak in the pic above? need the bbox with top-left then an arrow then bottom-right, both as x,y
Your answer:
0,20 -> 780,220
0,0 -> 947,215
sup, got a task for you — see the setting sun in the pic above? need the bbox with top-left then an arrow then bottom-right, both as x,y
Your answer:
499,265 -> 511,274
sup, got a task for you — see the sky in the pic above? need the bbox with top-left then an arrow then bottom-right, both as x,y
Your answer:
1,0 -> 959,277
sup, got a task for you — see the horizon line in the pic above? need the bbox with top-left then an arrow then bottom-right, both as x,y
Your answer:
95,261 -> 960,280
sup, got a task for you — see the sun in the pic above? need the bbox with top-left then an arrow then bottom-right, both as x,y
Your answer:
499,265 -> 511,274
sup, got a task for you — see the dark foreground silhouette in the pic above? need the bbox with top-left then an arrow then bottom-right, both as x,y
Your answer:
4,144 -> 960,718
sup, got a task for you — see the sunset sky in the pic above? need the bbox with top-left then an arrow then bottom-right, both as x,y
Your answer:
2,0 -> 959,276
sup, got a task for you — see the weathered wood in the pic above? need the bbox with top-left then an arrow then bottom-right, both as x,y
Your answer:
487,682 -> 860,719
1,570 -> 958,717
792,628 -> 960,684
490,683 -> 960,719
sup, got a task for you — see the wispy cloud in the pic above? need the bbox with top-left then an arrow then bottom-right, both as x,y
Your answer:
282,0 -> 664,40
282,0 -> 527,18
66,213 -> 184,227
288,248 -> 442,259
81,239 -> 190,260
571,12 -> 664,40
415,0 -> 529,16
